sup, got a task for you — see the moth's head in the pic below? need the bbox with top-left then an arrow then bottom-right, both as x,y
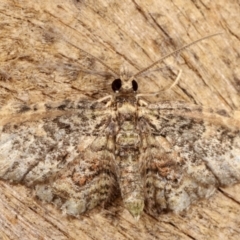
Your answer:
111,64 -> 138,94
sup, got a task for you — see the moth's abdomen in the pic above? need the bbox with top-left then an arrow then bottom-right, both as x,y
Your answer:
116,118 -> 144,219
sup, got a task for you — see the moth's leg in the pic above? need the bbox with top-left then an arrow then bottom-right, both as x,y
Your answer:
136,69 -> 182,101
96,95 -> 113,103
94,95 -> 113,108
165,68 -> 182,91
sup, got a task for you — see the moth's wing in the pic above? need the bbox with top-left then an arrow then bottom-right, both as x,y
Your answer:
44,135 -> 118,216
139,101 -> 240,215
0,100 -> 118,216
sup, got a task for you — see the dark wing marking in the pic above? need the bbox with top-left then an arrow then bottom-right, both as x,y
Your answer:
0,100 -> 118,216
138,101 -> 240,215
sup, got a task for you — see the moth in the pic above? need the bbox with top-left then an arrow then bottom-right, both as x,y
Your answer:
0,33 -> 239,220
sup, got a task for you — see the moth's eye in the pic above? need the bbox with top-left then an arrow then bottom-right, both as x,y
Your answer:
112,79 -> 122,92
132,80 -> 138,91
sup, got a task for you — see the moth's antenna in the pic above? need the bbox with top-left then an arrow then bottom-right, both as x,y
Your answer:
133,33 -> 222,78
63,39 -> 119,78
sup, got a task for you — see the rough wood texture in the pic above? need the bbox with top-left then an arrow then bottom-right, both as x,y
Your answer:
0,0 -> 240,239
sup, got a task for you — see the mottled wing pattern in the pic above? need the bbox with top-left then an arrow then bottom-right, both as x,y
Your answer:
0,100 -> 118,216
139,101 -> 240,215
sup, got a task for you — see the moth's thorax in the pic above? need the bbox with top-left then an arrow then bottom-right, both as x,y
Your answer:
117,100 -> 136,115
114,94 -> 137,104
115,101 -> 140,150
